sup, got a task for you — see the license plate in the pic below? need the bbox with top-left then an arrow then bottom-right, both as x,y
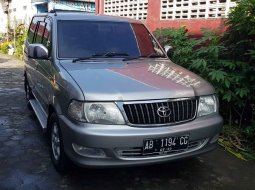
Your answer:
143,135 -> 189,155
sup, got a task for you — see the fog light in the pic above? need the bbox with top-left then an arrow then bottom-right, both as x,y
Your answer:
72,143 -> 106,158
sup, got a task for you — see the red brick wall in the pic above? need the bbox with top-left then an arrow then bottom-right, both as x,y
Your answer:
95,0 -> 226,35
95,0 -> 104,15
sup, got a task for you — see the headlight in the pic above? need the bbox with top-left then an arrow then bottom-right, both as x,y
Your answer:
84,102 -> 125,125
197,95 -> 217,117
68,100 -> 86,122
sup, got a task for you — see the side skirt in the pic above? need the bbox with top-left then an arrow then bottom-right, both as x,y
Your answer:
29,99 -> 48,133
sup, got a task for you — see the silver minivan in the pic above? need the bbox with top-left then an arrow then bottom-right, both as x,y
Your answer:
24,11 -> 223,172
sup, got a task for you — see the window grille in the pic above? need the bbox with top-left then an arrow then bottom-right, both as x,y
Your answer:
104,0 -> 148,20
161,0 -> 237,20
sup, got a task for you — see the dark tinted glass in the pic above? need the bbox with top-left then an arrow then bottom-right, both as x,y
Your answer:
27,17 -> 43,43
132,23 -> 164,56
57,21 -> 140,58
42,19 -> 52,52
35,22 -> 46,44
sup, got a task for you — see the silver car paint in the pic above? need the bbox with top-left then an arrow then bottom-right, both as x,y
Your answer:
59,113 -> 222,167
59,59 -> 215,101
24,13 -> 223,167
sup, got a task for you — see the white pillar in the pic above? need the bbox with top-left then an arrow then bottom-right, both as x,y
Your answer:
225,0 -> 230,17
188,0 -> 192,19
173,0 -> 177,20
48,0 -> 54,12
205,0 -> 209,19
136,0 -> 139,20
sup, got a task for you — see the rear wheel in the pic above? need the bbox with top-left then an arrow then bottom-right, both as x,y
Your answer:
49,113 -> 68,172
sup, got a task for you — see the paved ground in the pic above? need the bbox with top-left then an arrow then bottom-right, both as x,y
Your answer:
0,53 -> 255,190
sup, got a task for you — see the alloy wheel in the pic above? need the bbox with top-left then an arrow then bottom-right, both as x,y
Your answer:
51,123 -> 61,161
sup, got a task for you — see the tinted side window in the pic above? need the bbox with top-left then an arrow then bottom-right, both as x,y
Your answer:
131,23 -> 164,56
27,17 -> 43,44
27,16 -> 52,55
42,18 -> 52,52
34,22 -> 46,44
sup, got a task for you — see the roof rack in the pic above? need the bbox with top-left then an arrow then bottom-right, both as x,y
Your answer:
49,9 -> 93,16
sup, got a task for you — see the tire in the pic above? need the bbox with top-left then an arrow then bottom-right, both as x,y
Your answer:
49,113 -> 68,172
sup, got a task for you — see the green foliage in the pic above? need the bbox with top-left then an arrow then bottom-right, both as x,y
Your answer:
219,125 -> 255,161
0,41 -> 13,54
243,122 -> 255,141
154,27 -> 197,65
154,24 -> 254,129
223,0 -> 255,128
0,33 -> 4,43
187,30 -> 252,116
154,5 -> 255,152
14,24 -> 27,60
0,24 -> 27,60
224,0 -> 255,62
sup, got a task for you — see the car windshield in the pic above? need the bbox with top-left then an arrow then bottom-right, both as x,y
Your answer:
57,20 -> 164,59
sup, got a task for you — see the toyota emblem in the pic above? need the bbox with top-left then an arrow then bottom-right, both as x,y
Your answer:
157,106 -> 171,118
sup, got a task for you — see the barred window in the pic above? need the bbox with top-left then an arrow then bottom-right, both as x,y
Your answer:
161,0 -> 237,20
104,0 -> 148,20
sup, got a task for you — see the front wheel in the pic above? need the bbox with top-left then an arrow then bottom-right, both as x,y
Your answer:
49,113 -> 68,172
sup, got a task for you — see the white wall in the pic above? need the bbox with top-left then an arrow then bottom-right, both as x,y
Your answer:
1,0 -> 96,33
0,3 -> 7,33
8,0 -> 36,29
104,0 -> 148,20
160,0 -> 237,20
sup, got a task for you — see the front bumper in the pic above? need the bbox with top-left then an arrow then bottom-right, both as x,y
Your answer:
59,114 -> 223,167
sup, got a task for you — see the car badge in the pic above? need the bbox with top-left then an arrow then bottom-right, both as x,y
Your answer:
157,106 -> 171,118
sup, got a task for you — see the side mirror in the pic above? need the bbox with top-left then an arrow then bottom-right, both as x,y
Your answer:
28,44 -> 48,59
164,45 -> 173,54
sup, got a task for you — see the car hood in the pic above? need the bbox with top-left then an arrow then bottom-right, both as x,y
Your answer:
60,59 -> 214,101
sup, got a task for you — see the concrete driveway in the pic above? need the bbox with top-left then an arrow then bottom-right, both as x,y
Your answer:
0,53 -> 254,190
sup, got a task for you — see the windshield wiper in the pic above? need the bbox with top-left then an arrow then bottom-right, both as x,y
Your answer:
122,56 -> 141,61
72,52 -> 130,63
146,53 -> 165,58
122,53 -> 165,61
93,52 -> 129,57
72,57 -> 92,63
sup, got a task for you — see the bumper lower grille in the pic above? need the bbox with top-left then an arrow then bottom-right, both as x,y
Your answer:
115,139 -> 206,158
123,98 -> 197,125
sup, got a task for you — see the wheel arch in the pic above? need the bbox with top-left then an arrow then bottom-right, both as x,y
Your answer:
47,105 -> 56,134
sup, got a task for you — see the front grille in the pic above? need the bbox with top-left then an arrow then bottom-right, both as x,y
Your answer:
115,139 -> 206,158
123,98 -> 197,125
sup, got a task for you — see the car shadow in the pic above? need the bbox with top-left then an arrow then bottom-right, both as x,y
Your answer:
57,157 -> 212,190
